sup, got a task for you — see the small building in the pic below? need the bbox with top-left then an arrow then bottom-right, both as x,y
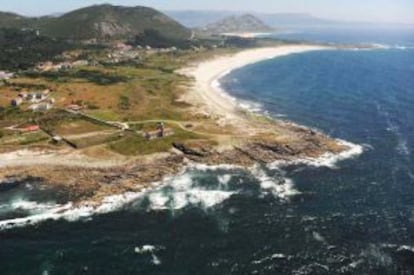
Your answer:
11,98 -> 23,106
30,102 -> 53,112
22,125 -> 40,132
0,71 -> 14,80
72,60 -> 89,67
36,61 -> 54,72
52,135 -> 63,144
115,43 -> 133,51
143,126 -> 173,140
35,93 -> 46,101
18,92 -> 28,99
57,62 -> 72,71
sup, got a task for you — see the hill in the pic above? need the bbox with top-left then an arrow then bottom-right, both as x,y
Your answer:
0,28 -> 74,70
0,11 -> 26,27
167,10 -> 414,30
199,14 -> 273,34
165,10 -> 234,28
0,5 -> 191,42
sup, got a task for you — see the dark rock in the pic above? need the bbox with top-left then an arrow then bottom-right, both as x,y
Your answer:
172,142 -> 208,157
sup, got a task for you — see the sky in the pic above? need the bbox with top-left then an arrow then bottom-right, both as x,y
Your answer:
0,0 -> 413,24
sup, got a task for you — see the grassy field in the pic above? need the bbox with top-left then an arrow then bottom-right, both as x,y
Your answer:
68,132 -> 122,149
0,131 -> 50,146
0,47 -> 235,154
109,124 -> 203,155
52,118 -> 111,136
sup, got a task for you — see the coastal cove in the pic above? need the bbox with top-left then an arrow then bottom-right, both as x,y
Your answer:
1,0 -> 413,273
2,39 -> 414,274
0,45 -> 361,228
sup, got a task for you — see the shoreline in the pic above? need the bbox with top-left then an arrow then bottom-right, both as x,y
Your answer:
180,45 -> 331,126
0,44 -> 365,230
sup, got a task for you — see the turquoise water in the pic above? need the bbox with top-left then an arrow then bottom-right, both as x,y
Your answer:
1,31 -> 414,274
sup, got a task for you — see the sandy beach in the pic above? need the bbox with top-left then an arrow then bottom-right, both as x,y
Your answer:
0,44 -> 360,229
181,45 -> 331,126
0,44 -> 332,168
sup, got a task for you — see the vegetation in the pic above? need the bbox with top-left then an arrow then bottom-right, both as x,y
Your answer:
0,5 -> 191,44
118,95 -> 130,110
25,69 -> 130,85
198,14 -> 273,35
0,131 -> 49,146
0,29 -> 268,154
68,132 -> 121,149
0,28 -> 74,70
109,124 -> 203,155
128,29 -> 192,49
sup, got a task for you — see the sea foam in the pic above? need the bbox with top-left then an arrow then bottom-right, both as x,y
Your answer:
0,191 -> 150,231
146,172 -> 236,210
0,138 -> 363,231
268,139 -> 364,169
249,165 -> 300,200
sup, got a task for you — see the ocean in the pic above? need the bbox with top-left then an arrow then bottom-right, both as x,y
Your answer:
1,29 -> 414,274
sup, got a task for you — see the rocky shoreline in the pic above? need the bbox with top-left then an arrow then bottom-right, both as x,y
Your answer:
0,45 -> 354,209
0,119 -> 348,205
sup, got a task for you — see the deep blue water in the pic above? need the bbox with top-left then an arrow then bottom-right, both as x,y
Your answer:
1,30 -> 414,274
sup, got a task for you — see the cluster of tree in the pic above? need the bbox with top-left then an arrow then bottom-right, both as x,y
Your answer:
128,29 -> 193,49
24,69 -> 129,85
0,28 -> 75,70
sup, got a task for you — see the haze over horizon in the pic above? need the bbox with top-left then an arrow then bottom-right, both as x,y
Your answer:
0,0 -> 413,25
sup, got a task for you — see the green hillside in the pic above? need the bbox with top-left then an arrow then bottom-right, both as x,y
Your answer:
0,5 -> 191,42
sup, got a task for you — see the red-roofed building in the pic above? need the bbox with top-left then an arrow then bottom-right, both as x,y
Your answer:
22,125 -> 40,132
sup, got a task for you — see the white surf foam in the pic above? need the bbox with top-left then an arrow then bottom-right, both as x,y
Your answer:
370,43 -> 414,51
397,245 -> 414,253
210,68 -> 267,114
0,136 -> 364,231
268,139 -> 364,169
0,190 -> 150,231
147,173 -> 235,210
249,165 -> 300,200
10,199 -> 60,214
252,253 -> 288,264
134,245 -> 157,254
188,163 -> 243,171
218,174 -> 232,186
0,167 -> 239,231
134,245 -> 163,265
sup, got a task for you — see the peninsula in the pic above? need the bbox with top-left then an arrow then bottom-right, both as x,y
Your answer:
0,5 -> 354,210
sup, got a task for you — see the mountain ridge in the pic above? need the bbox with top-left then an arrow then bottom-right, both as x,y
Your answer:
0,5 -> 191,42
199,14 -> 273,35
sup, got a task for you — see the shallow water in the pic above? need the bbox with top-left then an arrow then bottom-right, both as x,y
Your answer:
1,30 -> 414,274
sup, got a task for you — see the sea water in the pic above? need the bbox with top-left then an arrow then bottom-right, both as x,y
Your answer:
1,29 -> 414,274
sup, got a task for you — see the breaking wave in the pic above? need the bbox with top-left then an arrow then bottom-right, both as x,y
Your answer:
268,139 -> 364,169
0,191 -> 150,231
134,245 -> 164,265
371,43 -> 414,50
145,172 -> 235,210
249,165 -> 300,200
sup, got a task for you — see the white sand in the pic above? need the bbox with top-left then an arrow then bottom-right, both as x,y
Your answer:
220,32 -> 272,38
1,45 -> 330,168
180,45 -> 331,124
